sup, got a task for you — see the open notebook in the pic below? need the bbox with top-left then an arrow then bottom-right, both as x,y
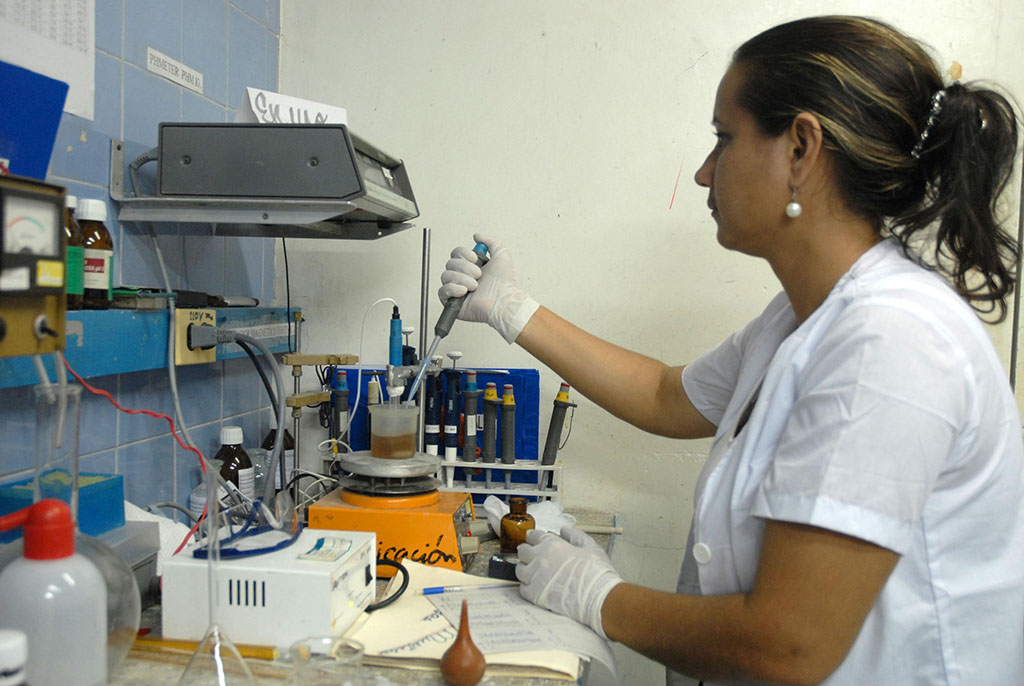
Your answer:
346,559 -> 616,681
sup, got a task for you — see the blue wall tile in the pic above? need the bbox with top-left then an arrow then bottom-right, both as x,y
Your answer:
116,367 -> 176,444
176,364 -> 223,428
78,374 -> 119,455
118,435 -> 175,508
94,51 -> 123,139
124,65 -> 181,147
228,8 -> 268,109
266,30 -> 279,91
223,236 -> 261,297
95,0 -> 123,57
50,113 -> 112,187
183,0 -> 229,105
268,0 -> 280,34
260,238 -> 275,306
80,448 -> 116,476
182,92 -> 227,123
222,357 -> 261,417
181,235 -> 225,294
120,228 -> 183,290
230,0 -> 266,24
125,0 -> 183,69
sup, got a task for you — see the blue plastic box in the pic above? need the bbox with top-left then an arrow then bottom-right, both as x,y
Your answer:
0,472 -> 126,541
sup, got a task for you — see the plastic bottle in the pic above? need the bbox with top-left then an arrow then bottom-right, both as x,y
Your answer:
500,497 -> 535,554
0,499 -> 107,686
78,198 -> 113,310
215,426 -> 255,502
0,629 -> 27,686
64,194 -> 84,310
261,415 -> 295,491
188,459 -> 227,520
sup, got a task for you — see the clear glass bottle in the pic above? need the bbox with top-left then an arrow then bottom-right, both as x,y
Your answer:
215,427 -> 254,502
500,497 -> 535,554
78,199 -> 113,310
64,195 -> 84,310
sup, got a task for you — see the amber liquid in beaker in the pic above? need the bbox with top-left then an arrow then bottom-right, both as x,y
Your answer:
370,433 -> 416,459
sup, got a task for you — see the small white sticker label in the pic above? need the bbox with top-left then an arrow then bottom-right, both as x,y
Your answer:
0,266 -> 30,291
147,47 -> 204,94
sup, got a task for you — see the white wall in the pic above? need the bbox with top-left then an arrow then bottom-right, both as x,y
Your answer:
279,2 -> 1023,683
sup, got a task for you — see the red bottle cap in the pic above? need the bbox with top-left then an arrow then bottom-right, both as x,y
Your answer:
0,499 -> 75,560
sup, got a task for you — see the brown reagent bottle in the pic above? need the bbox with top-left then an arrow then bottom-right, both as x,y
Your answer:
500,497 -> 535,554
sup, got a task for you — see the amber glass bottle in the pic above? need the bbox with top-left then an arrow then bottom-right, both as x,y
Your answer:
78,199 -> 113,309
261,415 -> 295,491
500,497 -> 535,554
215,426 -> 255,501
64,195 -> 84,310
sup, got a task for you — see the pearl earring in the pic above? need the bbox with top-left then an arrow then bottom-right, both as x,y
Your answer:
785,189 -> 802,219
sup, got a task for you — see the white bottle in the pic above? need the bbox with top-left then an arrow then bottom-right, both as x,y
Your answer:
0,499 -> 107,686
0,629 -> 27,685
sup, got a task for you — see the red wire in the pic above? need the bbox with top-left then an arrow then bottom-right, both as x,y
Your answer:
60,352 -> 207,554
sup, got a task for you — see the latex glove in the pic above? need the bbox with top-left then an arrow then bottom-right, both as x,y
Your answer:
438,233 -> 540,344
516,525 -> 623,639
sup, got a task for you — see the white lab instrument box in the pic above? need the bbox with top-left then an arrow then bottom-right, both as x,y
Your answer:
161,529 -> 375,646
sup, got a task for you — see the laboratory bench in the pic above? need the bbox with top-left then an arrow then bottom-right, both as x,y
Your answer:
109,511 -> 617,685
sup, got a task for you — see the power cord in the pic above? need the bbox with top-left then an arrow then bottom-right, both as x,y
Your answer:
365,560 -> 409,612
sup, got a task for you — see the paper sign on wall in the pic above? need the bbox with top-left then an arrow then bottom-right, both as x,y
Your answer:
235,87 -> 348,125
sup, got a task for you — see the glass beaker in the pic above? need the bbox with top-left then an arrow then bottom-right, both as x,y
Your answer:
289,636 -> 364,686
32,383 -> 82,508
368,404 -> 417,459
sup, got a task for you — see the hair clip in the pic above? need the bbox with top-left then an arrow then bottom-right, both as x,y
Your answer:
910,89 -> 946,159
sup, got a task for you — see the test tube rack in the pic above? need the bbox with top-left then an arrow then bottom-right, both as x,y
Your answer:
436,459 -> 563,502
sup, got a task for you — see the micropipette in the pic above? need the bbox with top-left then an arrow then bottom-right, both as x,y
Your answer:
405,241 -> 489,402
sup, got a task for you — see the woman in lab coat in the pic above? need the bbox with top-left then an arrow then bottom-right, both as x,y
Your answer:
439,15 -> 1024,686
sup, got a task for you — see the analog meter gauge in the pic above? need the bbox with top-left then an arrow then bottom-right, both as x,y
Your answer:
0,177 -> 65,296
4,192 -> 61,257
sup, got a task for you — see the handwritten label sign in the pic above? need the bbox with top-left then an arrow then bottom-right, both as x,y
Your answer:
235,87 -> 348,125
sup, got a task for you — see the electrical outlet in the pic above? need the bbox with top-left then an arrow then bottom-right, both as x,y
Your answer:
175,308 -> 216,365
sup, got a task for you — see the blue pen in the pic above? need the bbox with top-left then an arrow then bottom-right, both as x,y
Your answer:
420,582 -> 518,595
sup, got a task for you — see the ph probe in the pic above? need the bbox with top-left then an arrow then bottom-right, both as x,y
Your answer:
405,242 -> 489,402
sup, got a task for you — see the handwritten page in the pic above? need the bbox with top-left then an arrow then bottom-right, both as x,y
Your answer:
427,586 -> 616,675
235,87 -> 348,125
347,560 -> 606,680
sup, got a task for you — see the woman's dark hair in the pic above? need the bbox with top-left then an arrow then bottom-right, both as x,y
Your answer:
734,16 -> 1020,322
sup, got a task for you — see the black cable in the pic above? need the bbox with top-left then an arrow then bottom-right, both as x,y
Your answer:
365,560 -> 410,612
282,237 -> 294,352
282,470 -> 337,494
235,339 -> 277,408
559,405 -> 576,450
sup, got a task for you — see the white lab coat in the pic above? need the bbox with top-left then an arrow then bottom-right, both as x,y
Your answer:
668,239 -> 1024,685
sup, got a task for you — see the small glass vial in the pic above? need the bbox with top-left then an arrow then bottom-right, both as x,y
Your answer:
78,198 -> 113,310
500,497 -> 535,554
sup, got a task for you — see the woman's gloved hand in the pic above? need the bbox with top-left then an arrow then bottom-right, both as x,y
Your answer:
515,525 -> 623,638
439,233 -> 540,344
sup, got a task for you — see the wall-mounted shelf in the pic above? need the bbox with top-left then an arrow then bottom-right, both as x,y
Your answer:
109,140 -> 413,240
0,307 -> 298,389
